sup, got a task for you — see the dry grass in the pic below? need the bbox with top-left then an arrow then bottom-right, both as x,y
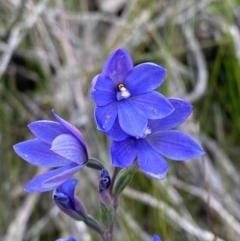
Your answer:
1,0 -> 240,240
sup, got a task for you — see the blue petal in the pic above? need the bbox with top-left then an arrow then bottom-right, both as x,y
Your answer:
148,98 -> 192,132
53,186 -> 86,220
94,102 -> 118,132
129,91 -> 173,119
28,121 -> 69,145
51,134 -> 87,164
105,118 -> 130,141
118,100 -> 148,137
103,48 -> 133,86
56,237 -> 76,241
110,138 -> 137,168
136,139 -> 168,179
151,235 -> 162,241
51,110 -> 87,153
53,188 -> 73,210
125,63 -> 166,95
147,130 -> 205,160
25,163 -> 84,192
91,74 -> 117,106
13,139 -> 71,167
61,178 -> 78,205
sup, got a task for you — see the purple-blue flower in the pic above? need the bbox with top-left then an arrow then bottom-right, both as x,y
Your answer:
56,237 -> 76,241
91,48 -> 174,137
13,110 -> 88,192
108,98 -> 205,179
53,179 -> 87,221
152,234 -> 161,241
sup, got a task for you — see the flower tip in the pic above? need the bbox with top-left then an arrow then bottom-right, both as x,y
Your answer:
12,142 -> 24,156
152,234 -> 162,241
143,168 -> 168,180
24,185 -> 34,193
115,47 -> 128,54
108,48 -> 131,63
24,187 -> 30,192
51,109 -> 56,116
12,144 -> 17,152
198,147 -> 206,156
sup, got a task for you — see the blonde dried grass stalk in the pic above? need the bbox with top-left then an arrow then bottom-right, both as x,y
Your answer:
123,188 -> 225,241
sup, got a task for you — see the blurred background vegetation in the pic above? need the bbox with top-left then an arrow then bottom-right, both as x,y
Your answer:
0,0 -> 240,240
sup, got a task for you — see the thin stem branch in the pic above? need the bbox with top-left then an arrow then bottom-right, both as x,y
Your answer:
103,168 -> 121,241
109,167 -> 120,195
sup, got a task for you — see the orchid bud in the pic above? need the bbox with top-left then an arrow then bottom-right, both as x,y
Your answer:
53,179 -> 87,221
99,169 -> 112,208
98,169 -> 114,228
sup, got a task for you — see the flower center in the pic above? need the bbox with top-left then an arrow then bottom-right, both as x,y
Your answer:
144,127 -> 152,137
118,83 -> 127,92
135,127 -> 151,139
117,83 -> 130,100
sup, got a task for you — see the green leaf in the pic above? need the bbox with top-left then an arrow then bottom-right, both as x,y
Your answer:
86,157 -> 105,170
113,168 -> 136,196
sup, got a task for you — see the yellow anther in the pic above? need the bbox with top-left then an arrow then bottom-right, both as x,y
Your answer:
118,83 -> 127,92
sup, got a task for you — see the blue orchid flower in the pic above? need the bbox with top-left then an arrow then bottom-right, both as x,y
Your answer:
91,48 -> 174,138
13,110 -> 88,192
108,98 -> 205,179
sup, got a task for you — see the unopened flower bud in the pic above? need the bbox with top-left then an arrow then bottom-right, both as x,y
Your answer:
98,169 -> 112,208
53,179 -> 87,221
98,169 -> 114,228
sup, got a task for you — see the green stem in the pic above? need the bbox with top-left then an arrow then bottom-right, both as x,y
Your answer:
104,167 -> 120,241
109,167 -> 120,195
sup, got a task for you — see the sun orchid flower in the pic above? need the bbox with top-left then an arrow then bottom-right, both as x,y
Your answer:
109,98 -> 205,179
53,179 -> 87,221
91,48 -> 174,138
151,235 -> 162,241
13,110 -> 88,192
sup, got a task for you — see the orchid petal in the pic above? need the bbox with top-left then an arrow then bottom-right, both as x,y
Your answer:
51,110 -> 87,152
56,237 -> 76,241
60,178 -> 78,205
136,139 -> 168,179
110,138 -> 137,168
152,235 -> 162,241
118,100 -> 147,137
103,48 -> 133,86
94,102 -> 118,132
13,139 -> 70,167
130,91 -> 173,119
25,163 -> 84,192
125,63 -> 166,95
53,179 -> 87,220
51,134 -> 87,165
105,118 -> 130,141
28,121 -> 69,145
148,98 -> 192,132
91,74 -> 117,106
147,130 -> 205,160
